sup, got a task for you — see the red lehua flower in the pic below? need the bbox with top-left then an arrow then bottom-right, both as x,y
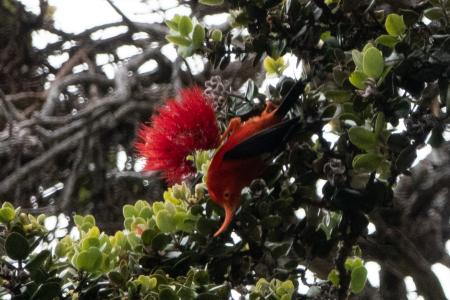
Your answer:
135,87 -> 220,184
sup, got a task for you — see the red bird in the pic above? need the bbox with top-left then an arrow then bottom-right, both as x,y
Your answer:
207,81 -> 305,236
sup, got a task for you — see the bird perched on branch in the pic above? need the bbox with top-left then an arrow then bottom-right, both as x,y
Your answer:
207,81 -> 305,236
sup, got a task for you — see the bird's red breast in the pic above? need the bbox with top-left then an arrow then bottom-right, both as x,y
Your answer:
207,105 -> 282,236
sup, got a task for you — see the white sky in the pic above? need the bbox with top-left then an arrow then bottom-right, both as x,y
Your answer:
20,0 -> 182,32
16,0 -> 450,298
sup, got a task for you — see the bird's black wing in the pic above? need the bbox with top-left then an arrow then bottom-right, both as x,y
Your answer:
223,116 -> 301,160
274,80 -> 305,118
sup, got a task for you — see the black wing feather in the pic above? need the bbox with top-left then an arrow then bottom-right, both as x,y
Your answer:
274,80 -> 305,118
223,117 -> 300,160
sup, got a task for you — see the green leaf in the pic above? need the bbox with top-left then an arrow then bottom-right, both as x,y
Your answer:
385,13 -> 406,36
322,104 -> 338,120
276,280 -> 295,297
30,282 -> 61,300
148,277 -> 158,290
81,237 -> 100,251
165,15 -> 181,31
263,56 -> 277,74
351,50 -> 363,70
55,240 -> 68,258
152,202 -> 165,214
26,250 -> 51,272
151,233 -> 171,251
280,295 -> 292,300
0,207 -> 15,223
164,189 -> 182,205
36,214 -> 46,224
5,232 -> 30,260
328,269 -> 340,287
345,257 -> 364,271
80,222 -> 93,232
352,257 -> 364,269
179,219 -> 196,233
254,278 -> 270,294
76,247 -> 102,272
84,215 -> 95,225
196,216 -> 217,235
166,35 -> 191,47
109,271 -> 126,286
375,34 -> 398,48
192,24 -> 205,50
362,43 -> 375,52
362,47 -> 384,79
211,29 -> 222,42
374,112 -> 385,136
159,287 -> 179,300
178,287 -> 196,299
209,284 -> 230,298
197,293 -> 219,300
155,210 -> 177,233
345,258 -> 354,271
352,153 -> 383,172
333,67 -> 348,86
124,217 -> 133,230
193,270 -> 209,285
134,200 -> 148,212
173,211 -> 187,226
325,89 -> 352,103
424,7 -> 445,20
262,215 -> 282,228
178,16 -> 193,36
141,229 -> 157,245
320,30 -> 332,41
387,133 -> 410,153
350,266 -> 368,294
2,201 -> 14,209
137,275 -> 157,291
349,71 -> 368,89
348,127 -> 378,151
378,160 -> 391,180
191,204 -> 203,216
199,0 -> 224,6
340,112 -> 363,125
139,207 -> 152,219
377,65 -> 393,85
395,145 -> 417,172
165,20 -> 179,31
74,215 -> 84,227
127,232 -> 142,249
123,205 -> 137,218
132,216 -> 146,226
178,45 -> 194,57
428,0 -> 441,6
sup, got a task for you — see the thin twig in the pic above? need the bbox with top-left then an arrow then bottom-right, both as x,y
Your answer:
59,137 -> 87,210
105,0 -> 138,31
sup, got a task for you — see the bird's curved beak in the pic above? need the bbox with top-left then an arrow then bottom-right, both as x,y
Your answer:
213,201 -> 238,237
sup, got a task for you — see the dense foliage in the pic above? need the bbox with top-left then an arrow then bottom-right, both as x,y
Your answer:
1,0 -> 450,299
0,155 -> 302,299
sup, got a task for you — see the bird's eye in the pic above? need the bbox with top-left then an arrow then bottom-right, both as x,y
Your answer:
224,191 -> 230,199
